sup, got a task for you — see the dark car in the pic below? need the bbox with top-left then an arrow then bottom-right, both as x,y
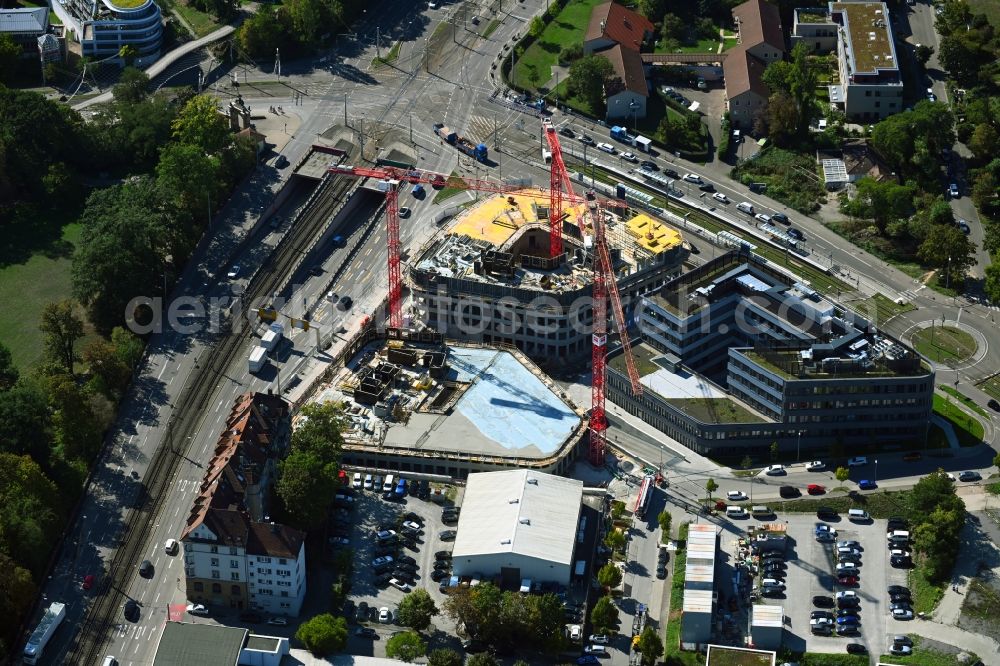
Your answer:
356,626 -> 378,639
813,595 -> 835,607
787,228 -> 804,240
580,135 -> 596,146
890,593 -> 912,604
431,569 -> 450,582
433,560 -> 451,570
664,168 -> 680,179
779,486 -> 800,498
837,597 -> 861,609
339,295 -> 353,311
139,560 -> 154,578
463,639 -> 489,654
396,562 -> 418,573
356,601 -> 369,623
435,550 -> 453,561
817,506 -> 838,519
559,127 -> 576,138
846,643 -> 868,655
656,565 -> 667,579
440,529 -> 457,541
368,606 -> 379,622
887,585 -> 911,596
123,599 -> 140,622
698,183 -> 715,192
382,491 -> 401,502
887,517 -> 908,531
240,611 -> 263,623
397,554 -> 417,566
640,160 -> 659,171
811,610 -> 833,620
374,573 -> 393,587
988,399 -> 1000,412
771,212 -> 790,225
275,155 -> 289,169
858,479 -> 877,490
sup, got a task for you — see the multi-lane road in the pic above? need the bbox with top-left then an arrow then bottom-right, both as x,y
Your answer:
29,0 -> 999,662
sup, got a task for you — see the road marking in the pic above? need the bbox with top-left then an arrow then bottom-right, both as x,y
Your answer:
215,399 -> 225,413
155,592 -> 160,604
157,363 -> 167,380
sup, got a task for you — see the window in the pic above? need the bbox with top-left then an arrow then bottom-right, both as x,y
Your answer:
281,591 -> 289,597
211,570 -> 220,579
211,558 -> 219,567
259,557 -> 271,564
193,582 -> 204,592
231,560 -> 239,568
229,547 -> 238,555
231,572 -> 240,581
212,583 -> 222,594
279,559 -> 287,565
210,546 -> 218,554
231,585 -> 241,596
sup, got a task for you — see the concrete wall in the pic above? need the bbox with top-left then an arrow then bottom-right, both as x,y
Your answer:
452,552 -> 572,586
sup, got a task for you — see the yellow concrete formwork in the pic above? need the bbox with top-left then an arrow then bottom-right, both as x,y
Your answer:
626,214 -> 682,254
447,190 -> 587,247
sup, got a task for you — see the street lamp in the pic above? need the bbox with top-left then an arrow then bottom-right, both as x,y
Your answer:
796,430 -> 803,463
874,459 -> 878,484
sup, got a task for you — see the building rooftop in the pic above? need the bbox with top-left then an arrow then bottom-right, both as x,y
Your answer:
682,524 -> 718,614
626,214 -> 682,254
585,2 -> 654,52
831,2 -> 899,77
153,622 -> 246,666
751,604 -> 783,628
598,44 -> 649,97
315,341 -> 584,462
453,469 -> 583,564
705,645 -> 777,666
732,0 -> 784,53
0,7 -> 47,33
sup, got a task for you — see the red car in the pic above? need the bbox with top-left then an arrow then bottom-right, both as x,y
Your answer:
807,484 -> 826,495
82,574 -> 95,590
838,576 -> 859,586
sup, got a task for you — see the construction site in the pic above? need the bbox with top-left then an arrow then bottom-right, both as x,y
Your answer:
306,333 -> 588,477
408,189 -> 689,361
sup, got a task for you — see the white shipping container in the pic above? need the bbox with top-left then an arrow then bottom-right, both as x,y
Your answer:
249,346 -> 268,374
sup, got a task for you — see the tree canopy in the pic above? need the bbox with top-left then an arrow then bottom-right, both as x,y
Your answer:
396,588 -> 439,630
762,43 -> 819,142
443,583 -> 566,653
295,613 -> 348,656
385,631 -> 427,662
277,402 -> 345,530
567,55 -> 614,114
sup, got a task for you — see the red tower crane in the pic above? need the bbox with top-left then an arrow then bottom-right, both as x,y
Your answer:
543,119 -> 570,260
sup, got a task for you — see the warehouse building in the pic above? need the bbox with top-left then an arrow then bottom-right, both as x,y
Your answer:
750,604 -> 784,650
451,470 -> 584,587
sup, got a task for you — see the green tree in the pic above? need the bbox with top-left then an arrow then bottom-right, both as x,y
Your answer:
40,300 -> 84,376
636,626 -> 664,665
0,552 -> 36,643
993,452 -> 1000,469
83,338 -> 132,397
636,0 -> 667,22
769,441 -> 779,461
385,630 -> 427,662
871,103 -> 954,187
604,529 -> 626,552
938,31 -> 989,87
761,43 -> 818,138
397,588 -> 439,630
277,450 -> 341,529
295,613 -> 347,656
611,500 -> 626,520
0,453 -> 64,574
705,477 -> 718,500
45,374 -> 103,460
171,94 -> 230,154
237,4 -> 289,59
985,264 -> 1000,305
590,595 -> 620,634
113,67 -> 151,105
567,54 -> 614,114
112,326 -> 145,370
427,648 -> 463,666
284,0 -> 324,45
915,44 -> 934,66
0,33 -> 20,84
740,455 -> 753,470
917,225 -> 976,287
157,142 -> 219,217
118,44 -> 138,65
657,510 -> 672,540
597,562 -> 623,589
660,13 -> 684,42
0,384 -> 53,464
529,15 -> 544,37
968,123 -> 1000,164
909,469 -> 964,516
839,176 -> 915,232
525,592 -> 567,653
835,466 -> 850,483
0,342 -> 19,391
466,655 -> 499,666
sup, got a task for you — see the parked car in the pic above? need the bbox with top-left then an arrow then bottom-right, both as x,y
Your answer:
813,595 -> 835,607
763,464 -> 785,476
379,607 -> 392,623
838,576 -> 859,586
890,645 -> 913,656
726,490 -> 747,501
186,604 -> 209,616
356,601 -> 369,623
227,265 -> 241,279
988,399 -> 1000,412
806,460 -> 825,471
887,585 -> 911,596
892,607 -> 914,620
949,183 -> 960,198
266,617 -> 288,626
439,530 -> 457,541
847,456 -> 868,467
435,550 -> 453,560
959,471 -> 981,482
780,486 -> 800,498
712,192 -> 729,204
356,626 -> 378,639
858,479 -> 877,490
431,569 -> 450,582
807,484 -> 826,495
83,574 -> 96,590
846,643 -> 867,655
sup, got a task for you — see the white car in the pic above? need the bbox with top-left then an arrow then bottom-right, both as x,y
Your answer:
375,529 -> 397,541
682,173 -> 703,184
227,265 -> 241,279
890,645 -> 913,656
398,207 -> 412,218
589,634 -> 609,645
892,607 -> 914,620
847,456 -> 868,467
712,192 -> 729,204
726,490 -> 747,501
266,617 -> 288,626
364,474 -> 374,490
806,460 -> 826,471
621,152 -> 638,163
390,578 -> 412,592
186,604 -> 209,616
836,591 -> 858,600
379,607 -> 392,623
755,213 -> 771,224
763,464 -> 786,476
164,538 -> 179,555
372,555 -> 394,568
352,472 -> 362,488
596,142 -> 616,154
402,520 -> 422,532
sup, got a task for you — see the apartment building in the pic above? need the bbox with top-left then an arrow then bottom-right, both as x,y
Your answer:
607,251 -> 934,457
584,2 -> 654,121
792,2 -> 903,121
724,0 -> 785,129
181,393 -> 307,616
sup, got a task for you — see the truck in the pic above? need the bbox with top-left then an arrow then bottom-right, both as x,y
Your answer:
433,123 -> 488,162
610,126 -> 635,145
260,322 -> 284,352
249,346 -> 268,374
23,601 -> 66,665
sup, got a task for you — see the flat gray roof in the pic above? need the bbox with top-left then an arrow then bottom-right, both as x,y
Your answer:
153,622 -> 246,666
453,470 -> 583,565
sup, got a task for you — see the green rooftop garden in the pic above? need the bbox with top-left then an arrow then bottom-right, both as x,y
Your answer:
664,397 -> 767,424
107,0 -> 148,8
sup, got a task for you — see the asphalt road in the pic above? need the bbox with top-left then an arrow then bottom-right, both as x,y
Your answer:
31,0 -> 1000,662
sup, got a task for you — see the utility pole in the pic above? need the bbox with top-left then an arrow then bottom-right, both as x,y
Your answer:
274,48 -> 281,77
344,93 -> 348,127
376,26 -> 381,60
360,117 -> 365,159
409,114 -> 413,144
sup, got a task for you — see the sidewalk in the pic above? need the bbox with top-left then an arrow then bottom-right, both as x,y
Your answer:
907,619 -> 1000,663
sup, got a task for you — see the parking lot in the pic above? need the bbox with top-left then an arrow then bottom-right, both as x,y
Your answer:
736,508 -> 914,656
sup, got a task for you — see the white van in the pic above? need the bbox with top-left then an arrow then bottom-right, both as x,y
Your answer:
726,505 -> 747,518
848,508 -> 869,522
596,142 -> 616,154
751,505 -> 772,518
103,658 -> 118,666
761,578 -> 785,589
383,474 -> 395,492
887,530 -> 910,542
737,201 -> 755,215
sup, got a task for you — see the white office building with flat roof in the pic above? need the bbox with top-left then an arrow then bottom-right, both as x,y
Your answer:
451,470 -> 584,586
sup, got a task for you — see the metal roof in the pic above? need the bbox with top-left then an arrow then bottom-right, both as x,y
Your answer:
153,622 -> 246,666
683,524 -> 719,620
752,604 -> 784,627
682,588 -> 714,614
0,7 -> 48,34
453,470 -> 583,565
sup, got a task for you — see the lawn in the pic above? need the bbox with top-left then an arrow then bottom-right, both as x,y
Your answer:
909,566 -> 946,615
722,36 -> 740,51
665,397 -> 767,424
655,37 -> 719,54
938,386 -> 989,418
608,342 -> 660,377
846,294 -> 915,325
876,648 -> 971,666
0,218 -> 100,370
780,487 -> 929,522
968,0 -> 1000,26
158,0 -> 220,38
482,19 -> 501,39
731,147 -> 827,214
933,394 -> 985,446
912,325 -> 977,364
511,0 -> 605,90
432,173 -> 467,204
373,40 -> 401,67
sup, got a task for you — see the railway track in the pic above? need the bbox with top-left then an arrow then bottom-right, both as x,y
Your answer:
68,170 -> 355,664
